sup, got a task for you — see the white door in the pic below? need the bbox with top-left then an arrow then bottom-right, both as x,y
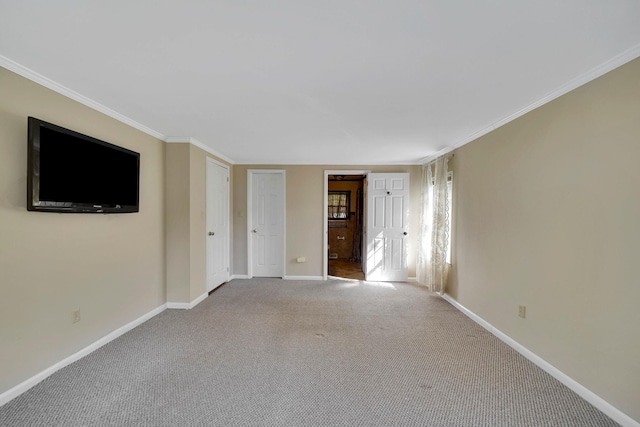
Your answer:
365,173 -> 409,282
248,170 -> 285,278
206,158 -> 229,292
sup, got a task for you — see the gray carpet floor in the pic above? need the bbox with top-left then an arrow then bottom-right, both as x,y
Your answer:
0,278 -> 618,426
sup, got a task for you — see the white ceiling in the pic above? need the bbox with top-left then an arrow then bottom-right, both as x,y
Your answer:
1,1 -> 640,165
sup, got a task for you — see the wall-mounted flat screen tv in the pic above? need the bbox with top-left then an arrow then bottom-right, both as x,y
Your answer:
27,117 -> 140,213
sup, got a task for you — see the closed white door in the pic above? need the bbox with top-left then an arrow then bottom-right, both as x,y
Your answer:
206,158 -> 229,292
249,170 -> 285,278
365,173 -> 409,282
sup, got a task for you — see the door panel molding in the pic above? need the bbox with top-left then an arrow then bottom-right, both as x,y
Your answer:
247,169 -> 285,278
365,173 -> 409,282
206,157 -> 230,292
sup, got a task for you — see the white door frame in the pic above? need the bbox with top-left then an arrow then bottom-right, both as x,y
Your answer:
247,169 -> 286,278
323,169 -> 370,280
206,157 -> 230,290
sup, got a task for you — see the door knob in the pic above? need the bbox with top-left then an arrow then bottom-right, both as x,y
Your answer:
252,229 -> 257,233
403,232 -> 408,235
208,231 -> 215,236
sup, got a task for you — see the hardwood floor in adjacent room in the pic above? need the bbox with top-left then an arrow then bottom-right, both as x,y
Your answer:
328,259 -> 364,281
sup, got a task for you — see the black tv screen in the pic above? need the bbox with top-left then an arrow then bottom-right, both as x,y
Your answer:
27,117 -> 140,213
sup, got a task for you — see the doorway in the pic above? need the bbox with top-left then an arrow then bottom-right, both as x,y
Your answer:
323,170 -> 410,282
324,171 -> 367,280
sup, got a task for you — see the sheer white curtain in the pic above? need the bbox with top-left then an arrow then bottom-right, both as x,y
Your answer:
417,154 -> 451,294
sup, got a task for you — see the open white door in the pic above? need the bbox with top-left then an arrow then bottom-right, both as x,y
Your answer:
248,170 -> 285,278
206,158 -> 230,292
365,173 -> 409,282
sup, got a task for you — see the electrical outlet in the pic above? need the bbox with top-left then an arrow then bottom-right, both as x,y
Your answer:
518,305 -> 526,319
72,309 -> 81,323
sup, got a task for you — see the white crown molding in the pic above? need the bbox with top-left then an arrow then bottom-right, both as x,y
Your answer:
0,303 -> 167,406
176,35 -> 639,171
165,137 -> 235,164
447,42 -> 640,156
418,146 -> 455,165
441,294 -> 639,427
0,55 -> 238,164
234,160 -> 423,166
5,42 -> 639,168
0,55 -> 166,141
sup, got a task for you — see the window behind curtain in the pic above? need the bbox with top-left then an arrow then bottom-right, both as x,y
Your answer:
328,191 -> 350,227
446,171 -> 453,264
429,171 -> 453,264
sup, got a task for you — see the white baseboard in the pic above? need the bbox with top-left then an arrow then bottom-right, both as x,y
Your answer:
441,294 -> 639,427
407,277 -> 417,283
230,275 -> 324,281
0,304 -> 167,407
166,292 -> 208,310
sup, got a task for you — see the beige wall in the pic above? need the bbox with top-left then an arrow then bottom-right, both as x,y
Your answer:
165,144 -> 233,303
0,68 -> 166,394
449,57 -> 640,421
4,53 -> 636,421
233,165 -> 421,278
165,144 -> 191,302
188,145 -> 207,301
